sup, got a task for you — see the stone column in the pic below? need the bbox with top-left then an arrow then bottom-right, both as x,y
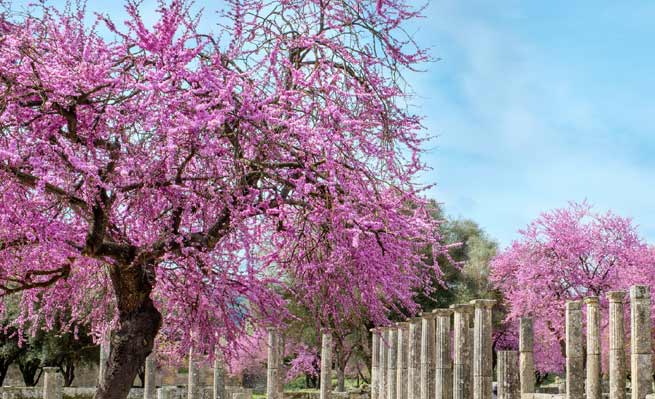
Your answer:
98,330 -> 111,385
585,297 -> 601,399
371,329 -> 381,399
320,331 -> 333,399
213,350 -> 226,399
277,334 -> 285,398
43,367 -> 62,399
471,299 -> 495,399
630,285 -> 652,399
420,312 -> 437,399
387,326 -> 398,399
497,351 -> 520,399
566,300 -> 584,399
145,354 -> 157,399
397,323 -> 410,399
188,347 -> 201,399
433,309 -> 453,399
407,318 -> 422,399
267,328 -> 280,399
379,328 -> 388,399
519,317 -> 535,394
608,291 -> 626,399
451,304 -> 474,399
158,387 -> 178,399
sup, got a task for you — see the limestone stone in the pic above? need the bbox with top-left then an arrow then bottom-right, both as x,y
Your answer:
630,286 -> 652,399
387,327 -> 398,399
585,297 -> 601,399
432,309 -> 453,399
420,312 -> 437,399
608,291 -> 627,399
145,355 -> 157,399
371,329 -> 380,399
519,317 -> 535,394
158,387 -> 179,399
213,351 -> 226,399
470,299 -> 495,399
268,328 -> 280,399
497,351 -> 520,399
566,301 -> 584,399
320,332 -> 333,399
99,330 -> 111,385
396,323 -> 409,399
451,304 -> 474,399
379,328 -> 388,399
407,319 -> 422,399
43,367 -> 63,399
188,348 -> 201,399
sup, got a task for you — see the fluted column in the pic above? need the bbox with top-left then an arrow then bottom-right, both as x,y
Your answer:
433,309 -> 453,399
213,350 -> 226,399
519,317 -> 535,394
43,367 -> 62,399
566,300 -> 584,399
98,330 -> 111,385
320,331 -> 333,399
277,334 -> 285,397
407,318 -> 422,399
451,304 -> 474,399
380,328 -> 388,399
608,291 -> 626,399
371,328 -> 381,399
397,323 -> 409,399
267,328 -> 280,399
188,347 -> 201,399
420,312 -> 437,399
387,326 -> 398,399
585,297 -> 601,399
145,354 -> 157,399
497,351 -> 520,399
630,286 -> 652,399
471,299 -> 495,399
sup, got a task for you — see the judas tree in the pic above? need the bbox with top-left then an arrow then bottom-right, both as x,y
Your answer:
490,202 -> 654,372
0,1 -> 442,399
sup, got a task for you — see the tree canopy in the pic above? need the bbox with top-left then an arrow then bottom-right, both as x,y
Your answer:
0,1 -> 442,398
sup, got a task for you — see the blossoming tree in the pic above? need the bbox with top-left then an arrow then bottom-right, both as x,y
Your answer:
490,202 -> 654,372
0,1 -> 442,398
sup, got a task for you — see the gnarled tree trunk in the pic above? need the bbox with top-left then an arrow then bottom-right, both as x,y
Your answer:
95,261 -> 162,399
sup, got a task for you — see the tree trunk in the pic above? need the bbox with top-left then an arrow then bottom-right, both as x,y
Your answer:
336,367 -> 345,392
95,261 -> 162,399
0,361 -> 10,386
19,359 -> 41,386
61,360 -> 75,387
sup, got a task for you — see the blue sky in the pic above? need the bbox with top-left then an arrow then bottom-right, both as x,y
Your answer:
9,0 -> 655,247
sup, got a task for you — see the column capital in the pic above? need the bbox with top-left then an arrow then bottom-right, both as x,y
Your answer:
396,322 -> 410,330
584,296 -> 599,305
449,303 -> 474,313
607,290 -> 626,302
420,311 -> 439,319
431,308 -> 454,317
565,300 -> 582,310
630,285 -> 650,300
470,299 -> 496,309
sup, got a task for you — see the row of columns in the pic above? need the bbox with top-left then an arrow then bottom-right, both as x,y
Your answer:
371,299 -> 496,399
518,285 -> 652,399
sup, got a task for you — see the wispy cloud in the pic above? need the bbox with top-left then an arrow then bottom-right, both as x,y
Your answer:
410,0 -> 655,246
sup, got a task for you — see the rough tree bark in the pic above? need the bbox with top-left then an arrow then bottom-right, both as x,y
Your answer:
95,261 -> 162,399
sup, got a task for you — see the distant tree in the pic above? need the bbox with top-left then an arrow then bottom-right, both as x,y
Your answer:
490,201 -> 654,372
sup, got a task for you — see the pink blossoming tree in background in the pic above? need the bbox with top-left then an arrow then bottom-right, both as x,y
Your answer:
490,201 -> 655,372
0,0 -> 444,398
